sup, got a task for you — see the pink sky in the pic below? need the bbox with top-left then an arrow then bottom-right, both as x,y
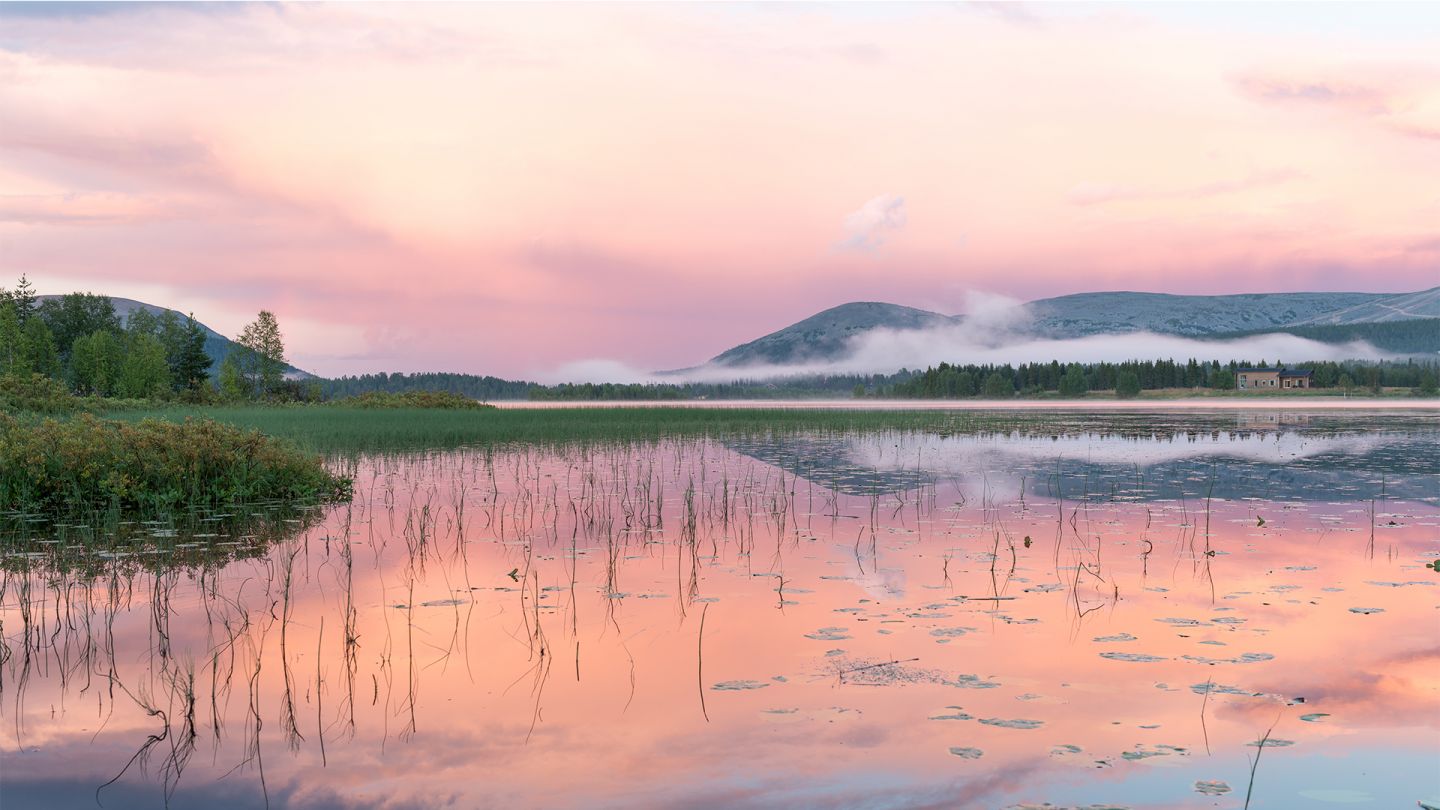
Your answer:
1,2 -> 1438,378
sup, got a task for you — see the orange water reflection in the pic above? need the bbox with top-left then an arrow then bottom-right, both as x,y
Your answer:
2,429 -> 1438,809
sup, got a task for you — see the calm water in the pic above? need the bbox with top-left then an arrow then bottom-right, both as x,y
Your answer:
3,412 -> 1438,809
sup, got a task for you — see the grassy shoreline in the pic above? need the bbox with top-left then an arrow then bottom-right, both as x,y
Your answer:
101,401 -> 1439,454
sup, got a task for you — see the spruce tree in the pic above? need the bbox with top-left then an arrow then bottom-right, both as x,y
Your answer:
12,275 -> 36,324
174,314 -> 213,390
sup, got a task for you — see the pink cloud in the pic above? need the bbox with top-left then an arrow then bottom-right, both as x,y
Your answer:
1,4 -> 1436,377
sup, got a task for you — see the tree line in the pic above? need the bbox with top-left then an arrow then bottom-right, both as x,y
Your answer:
886,358 -> 1438,398
0,277 -> 297,403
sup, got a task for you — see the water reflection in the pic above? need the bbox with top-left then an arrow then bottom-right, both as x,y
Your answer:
2,416 -> 1438,809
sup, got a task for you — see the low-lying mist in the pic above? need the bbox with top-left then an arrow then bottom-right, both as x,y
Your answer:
539,296 -> 1389,385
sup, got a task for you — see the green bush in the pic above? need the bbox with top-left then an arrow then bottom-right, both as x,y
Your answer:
0,414 -> 352,515
0,373 -> 82,414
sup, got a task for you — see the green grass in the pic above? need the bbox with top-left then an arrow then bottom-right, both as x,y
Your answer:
110,405 -> 1026,452
104,403 -> 1438,455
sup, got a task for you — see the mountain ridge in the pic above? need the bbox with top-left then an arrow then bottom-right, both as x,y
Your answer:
704,286 -> 1440,368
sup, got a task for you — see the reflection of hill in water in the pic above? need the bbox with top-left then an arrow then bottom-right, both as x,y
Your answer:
726,427 -> 1440,503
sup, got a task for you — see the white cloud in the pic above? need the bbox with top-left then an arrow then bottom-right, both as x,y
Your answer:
837,194 -> 906,251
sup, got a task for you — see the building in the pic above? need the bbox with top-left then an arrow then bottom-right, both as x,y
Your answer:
1279,369 -> 1314,389
1236,367 -> 1313,390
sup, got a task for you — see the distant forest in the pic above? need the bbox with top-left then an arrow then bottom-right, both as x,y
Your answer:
321,372 -> 535,400
321,371 -> 907,401
1209,318 -> 1440,353
322,359 -> 1438,401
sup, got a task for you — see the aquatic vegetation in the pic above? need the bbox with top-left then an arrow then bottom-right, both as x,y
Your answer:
0,413 -> 1434,808
0,413 -> 351,515
979,717 -> 1044,729
1194,780 -> 1232,795
711,680 -> 770,691
1099,652 -> 1168,663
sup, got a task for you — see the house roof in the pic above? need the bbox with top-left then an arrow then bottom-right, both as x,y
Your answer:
1236,367 -> 1279,373
1279,369 -> 1313,378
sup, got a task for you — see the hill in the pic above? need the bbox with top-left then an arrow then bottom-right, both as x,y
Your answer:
706,287 -> 1440,368
1024,290 -> 1386,338
708,302 -> 952,367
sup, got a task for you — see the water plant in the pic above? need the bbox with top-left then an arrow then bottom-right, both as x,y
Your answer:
0,413 -> 352,516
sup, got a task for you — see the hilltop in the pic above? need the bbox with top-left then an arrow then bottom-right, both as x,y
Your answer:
705,287 -> 1440,368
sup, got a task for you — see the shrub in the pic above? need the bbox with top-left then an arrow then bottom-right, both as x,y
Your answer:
0,373 -> 81,414
0,414 -> 352,515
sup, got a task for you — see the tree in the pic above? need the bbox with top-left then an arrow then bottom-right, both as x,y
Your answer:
69,330 -> 122,396
1417,370 -> 1438,397
12,275 -> 37,324
217,354 -> 248,402
21,316 -> 61,379
40,293 -> 121,363
0,301 -> 23,377
171,314 -> 212,391
1211,369 -> 1235,390
1338,373 -> 1355,393
236,310 -> 286,398
982,372 -> 1013,398
117,333 -> 170,398
125,306 -> 159,338
1058,364 -> 1088,397
1115,370 -> 1142,399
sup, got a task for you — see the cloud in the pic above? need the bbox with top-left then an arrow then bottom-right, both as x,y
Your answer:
1232,69 -> 1440,143
964,2 -> 1044,29
0,191 -> 187,224
1232,76 -> 1391,115
548,326 -> 1389,385
1067,169 -> 1301,206
836,194 -> 906,252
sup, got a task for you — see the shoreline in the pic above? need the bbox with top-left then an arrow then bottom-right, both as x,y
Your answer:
495,398 -> 1440,411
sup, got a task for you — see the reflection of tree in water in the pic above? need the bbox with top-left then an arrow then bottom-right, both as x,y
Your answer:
0,504 -> 327,578
0,428 -> 1433,808
0,504 -> 328,807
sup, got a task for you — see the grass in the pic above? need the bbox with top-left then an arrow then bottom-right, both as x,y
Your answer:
102,403 -> 1440,455
0,413 -> 352,516
110,405 -> 994,452
326,390 -> 496,409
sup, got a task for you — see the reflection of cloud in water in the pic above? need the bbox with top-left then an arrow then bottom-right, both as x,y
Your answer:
835,545 -> 907,601
731,429 -> 1439,502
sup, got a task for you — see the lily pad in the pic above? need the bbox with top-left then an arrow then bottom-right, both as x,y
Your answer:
1194,780 -> 1232,796
712,680 -> 770,691
1100,652 -> 1167,663
979,717 -> 1043,729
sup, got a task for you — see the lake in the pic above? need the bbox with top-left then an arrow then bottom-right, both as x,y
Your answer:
3,410 -> 1438,809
